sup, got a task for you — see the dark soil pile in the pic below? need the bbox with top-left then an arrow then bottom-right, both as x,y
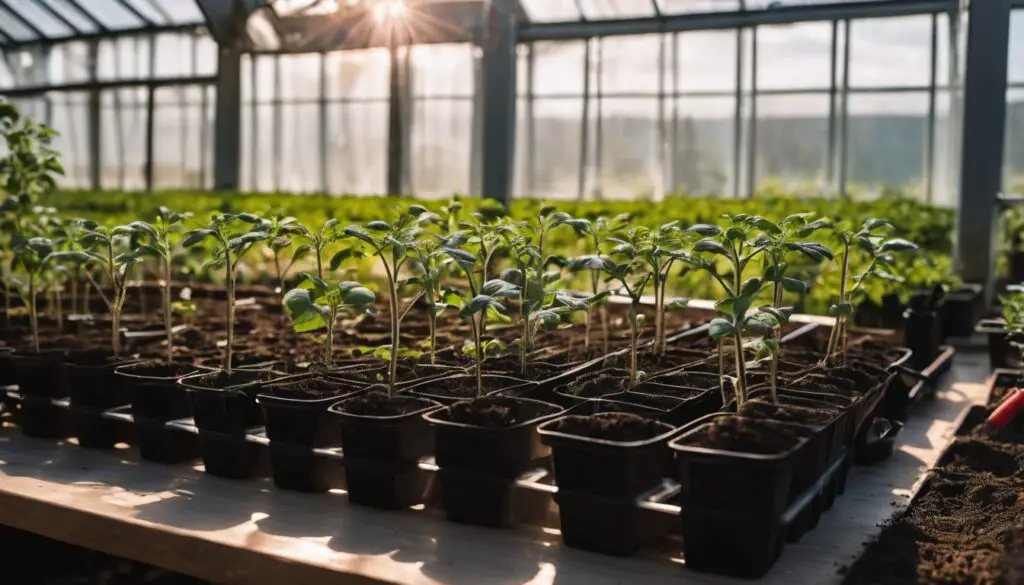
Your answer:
549,412 -> 668,442
681,416 -> 809,455
336,391 -> 430,417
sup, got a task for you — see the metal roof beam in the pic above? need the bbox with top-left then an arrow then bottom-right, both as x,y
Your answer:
0,0 -> 47,40
519,0 -> 957,41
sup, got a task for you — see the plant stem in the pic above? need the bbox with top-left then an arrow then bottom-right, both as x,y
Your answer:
629,300 -> 640,385
55,289 -> 63,331
326,308 -> 336,368
164,257 -> 173,363
718,339 -> 728,405
71,271 -> 79,315
225,247 -> 235,375
733,331 -> 748,406
826,243 -> 850,363
652,270 -> 662,355
769,350 -> 778,404
471,315 -> 483,398
382,255 -> 400,397
316,249 -> 324,280
428,311 -> 437,366
659,269 -> 671,353
28,275 -> 39,353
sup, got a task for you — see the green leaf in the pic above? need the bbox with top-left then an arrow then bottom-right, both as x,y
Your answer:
283,288 -> 327,332
482,278 -> 520,298
878,238 -> 918,253
460,294 -> 498,319
338,282 -> 376,308
343,226 -> 377,246
829,302 -> 855,317
863,219 -> 892,232
708,317 -> 736,340
687,224 -> 722,237
182,229 -> 214,248
740,277 -> 763,297
755,218 -> 781,234
693,239 -> 729,256
781,277 -> 809,293
128,221 -> 158,239
366,221 -> 392,231
291,244 -> 313,263
758,305 -> 792,325
667,298 -> 690,311
237,213 -> 263,224
743,314 -> 776,336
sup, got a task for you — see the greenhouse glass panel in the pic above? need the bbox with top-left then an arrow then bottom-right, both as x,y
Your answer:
932,89 -> 957,207
754,94 -> 830,195
6,0 -> 74,37
529,97 -> 584,198
78,0 -> 145,30
195,33 -> 218,76
849,16 -> 932,88
99,88 -> 148,190
1007,89 -> 1024,194
1010,11 -> 1024,83
532,41 -> 587,96
150,0 -> 205,23
123,0 -> 166,24
324,49 -> 390,100
657,0 -> 741,15
37,0 -> 100,33
325,101 -> 389,194
279,53 -> 321,100
676,30 -> 736,92
597,97 -> 661,200
0,60 -> 12,88
518,0 -> 581,22
252,102 -> 276,191
845,91 -> 929,198
252,55 -> 277,102
599,35 -> 662,95
98,36 -> 152,81
48,91 -> 90,188
279,101 -> 322,193
154,85 -> 212,189
47,42 -> 91,85
578,0 -> 656,20
0,6 -> 40,41
514,95 -> 529,194
757,22 -> 832,90
154,33 -> 196,78
671,96 -> 735,196
2,48 -> 47,86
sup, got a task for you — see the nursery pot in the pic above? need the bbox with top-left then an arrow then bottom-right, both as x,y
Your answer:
669,414 -> 813,578
405,373 -> 537,405
116,361 -> 207,463
64,350 -> 139,449
942,284 -> 983,338
977,319 -> 1014,371
0,346 -> 14,387
903,291 -> 943,371
256,373 -> 371,493
180,369 -> 283,479
423,396 -> 563,527
328,392 -> 441,509
537,405 -> 678,555
11,349 -> 71,438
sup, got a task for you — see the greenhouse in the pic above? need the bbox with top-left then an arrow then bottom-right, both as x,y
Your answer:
0,1 -> 1023,584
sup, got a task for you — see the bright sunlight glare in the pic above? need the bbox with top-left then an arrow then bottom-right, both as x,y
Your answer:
372,0 -> 407,22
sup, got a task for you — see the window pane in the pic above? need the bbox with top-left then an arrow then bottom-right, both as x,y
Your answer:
48,91 -> 91,188
530,98 -> 583,197
597,98 -> 660,199
676,30 -> 736,92
600,35 -> 662,95
411,44 -> 475,97
671,96 -> 735,195
252,55 -> 277,102
519,0 -> 580,22
7,0 -> 74,37
48,42 -> 92,84
1011,11 -> 1024,84
658,0 -> 740,14
757,22 -> 832,90
195,33 -> 218,76
849,16 -> 931,88
124,0 -> 167,24
0,6 -> 40,41
153,85 -> 211,189
325,101 -> 388,194
154,33 -> 195,78
411,98 -> 473,197
100,88 -> 148,190
579,0 -> 656,20
932,90 -> 957,207
1007,88 -> 1024,194
755,94 -> 830,194
279,53 -> 321,101
98,37 -> 151,81
533,41 -> 587,96
279,102 -> 322,193
252,103 -> 276,191
79,0 -> 144,30
845,92 -> 929,197
38,0 -> 99,32
324,49 -> 390,100
150,0 -> 204,24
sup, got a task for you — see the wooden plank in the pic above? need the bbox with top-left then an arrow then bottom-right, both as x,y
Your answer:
0,351 -> 993,585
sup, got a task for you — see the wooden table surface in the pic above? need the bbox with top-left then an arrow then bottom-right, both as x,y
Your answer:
0,351 -> 992,585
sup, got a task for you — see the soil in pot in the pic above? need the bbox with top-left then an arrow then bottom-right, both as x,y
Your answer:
679,415 -> 811,455
408,374 -> 532,404
546,412 -> 668,443
338,390 -> 435,417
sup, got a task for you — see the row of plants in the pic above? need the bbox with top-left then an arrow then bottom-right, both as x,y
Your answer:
0,100 -> 949,579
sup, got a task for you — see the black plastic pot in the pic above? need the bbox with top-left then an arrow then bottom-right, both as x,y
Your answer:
424,397 -> 563,527
17,394 -> 72,438
10,349 -> 68,398
903,290 -> 944,371
669,414 -> 812,578
180,369 -> 283,479
0,346 -> 14,387
405,374 -> 536,406
328,393 -> 440,509
977,319 -> 1014,371
116,361 -> 207,463
627,380 -> 721,427
942,283 -> 983,338
267,441 -> 344,492
537,406 -> 677,555
64,351 -> 138,449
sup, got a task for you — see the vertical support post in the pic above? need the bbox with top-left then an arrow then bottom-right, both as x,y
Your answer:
480,0 -> 518,206
471,47 -> 484,195
213,46 -> 242,191
826,20 -> 839,190
525,42 -> 535,195
386,42 -> 407,196
319,52 -> 328,194
924,12 -> 939,203
86,40 -> 101,190
578,39 -> 591,201
838,19 -> 851,196
955,0 -> 1011,301
746,26 -> 758,198
732,28 -> 743,199
656,33 -> 667,202
145,34 -> 156,191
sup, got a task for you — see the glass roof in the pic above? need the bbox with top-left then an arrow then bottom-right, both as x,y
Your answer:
518,0 -> 913,22
0,0 -> 206,45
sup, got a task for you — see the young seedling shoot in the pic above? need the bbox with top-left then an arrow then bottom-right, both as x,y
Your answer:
749,305 -> 794,404
562,214 -> 629,354
755,214 -> 834,311
52,224 -> 146,359
292,218 -> 341,281
283,274 -> 376,368
687,214 -> 773,406
600,235 -> 656,386
130,207 -> 193,363
825,220 -> 918,364
442,245 -> 519,398
337,206 -> 439,396
408,237 -> 454,366
262,212 -> 312,297
9,230 -> 59,353
182,213 -> 269,374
